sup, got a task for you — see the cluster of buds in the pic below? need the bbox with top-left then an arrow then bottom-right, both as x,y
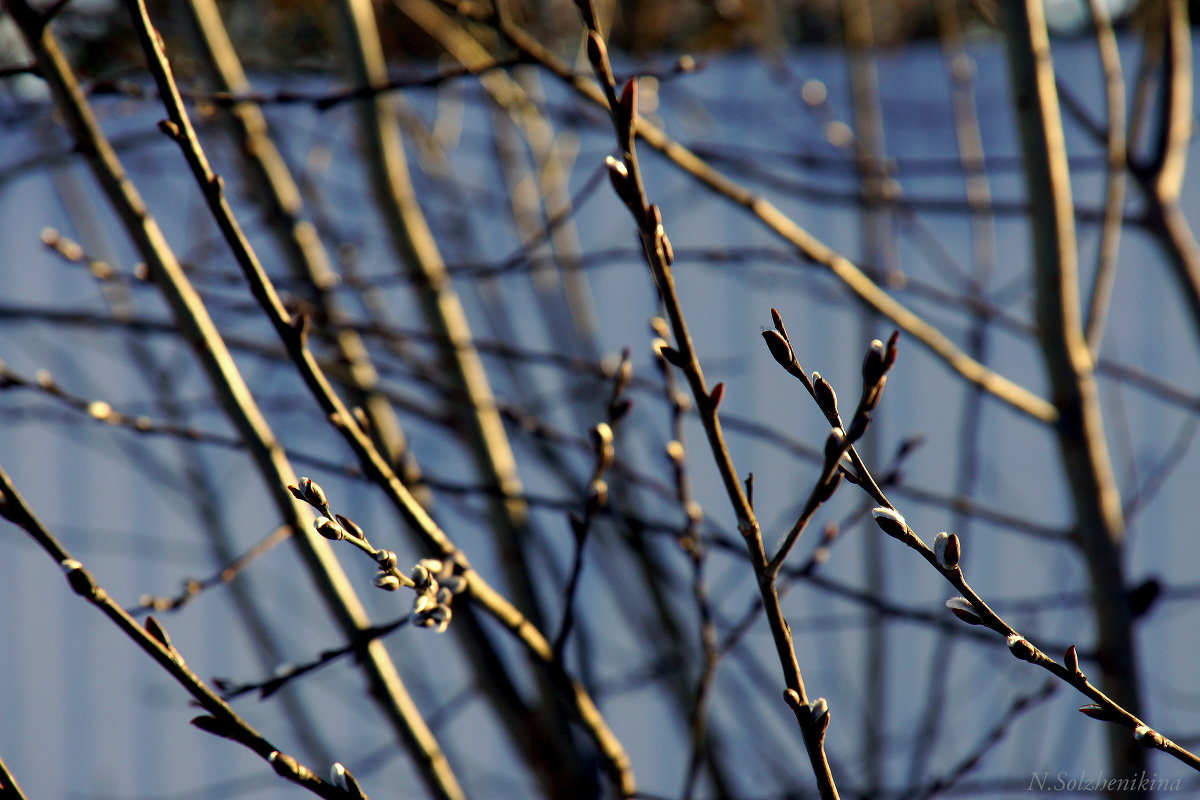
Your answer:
288,476 -> 459,633
406,559 -> 465,633
760,309 -> 900,452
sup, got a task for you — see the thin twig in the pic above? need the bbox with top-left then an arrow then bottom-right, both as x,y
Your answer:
651,324 -> 721,800
864,501 -> 1200,773
133,524 -> 292,614
219,613 -> 413,702
0,468 -> 352,800
910,681 -> 1059,800
446,0 -> 1056,425
763,315 -> 1200,774
553,351 -> 629,660
578,8 -> 841,798
85,57 -> 530,109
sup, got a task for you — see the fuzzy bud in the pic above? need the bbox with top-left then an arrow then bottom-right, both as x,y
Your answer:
862,338 -> 886,385
812,703 -> 831,737
268,751 -> 302,780
657,344 -> 686,368
865,375 -> 887,410
374,549 -> 398,571
945,596 -> 983,626
585,31 -> 608,71
761,330 -> 795,370
144,616 -> 174,652
298,477 -> 328,511
1134,725 -> 1164,748
809,697 -> 828,720
614,350 -> 633,392
811,373 -> 839,417
373,573 -> 401,591
60,558 -> 97,598
604,155 -> 628,181
605,156 -> 637,207
1007,634 -> 1037,663
313,517 -> 344,541
845,412 -> 870,443
870,507 -> 907,540
658,230 -> 675,266
592,422 -> 615,473
418,559 -> 444,574
823,427 -> 846,466
332,763 -> 367,799
330,763 -> 348,791
933,532 -> 961,570
588,479 -> 609,512
335,514 -> 365,540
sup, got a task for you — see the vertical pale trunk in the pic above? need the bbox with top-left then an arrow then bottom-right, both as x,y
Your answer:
1000,2 -> 1144,790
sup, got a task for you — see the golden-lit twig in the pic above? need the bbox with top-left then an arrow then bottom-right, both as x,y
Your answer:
122,0 -> 634,790
1080,0 -> 1127,353
10,0 -> 464,794
0,754 -> 30,800
180,0 -> 428,499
